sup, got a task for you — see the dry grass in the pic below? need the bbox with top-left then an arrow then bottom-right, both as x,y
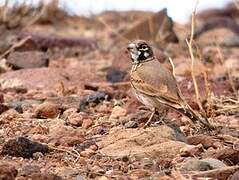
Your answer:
185,0 -> 204,113
209,95 -> 239,116
0,0 -> 69,30
215,45 -> 238,99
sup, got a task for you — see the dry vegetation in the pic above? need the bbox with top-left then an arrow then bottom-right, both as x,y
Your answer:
0,0 -> 238,179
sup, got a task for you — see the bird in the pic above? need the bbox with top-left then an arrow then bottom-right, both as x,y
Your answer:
127,40 -> 214,130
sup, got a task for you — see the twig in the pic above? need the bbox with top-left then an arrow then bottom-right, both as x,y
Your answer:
22,3 -> 47,30
1,0 -> 9,23
168,57 -> 176,78
186,0 -> 204,112
0,36 -> 31,59
48,144 -> 80,158
215,44 -> 238,99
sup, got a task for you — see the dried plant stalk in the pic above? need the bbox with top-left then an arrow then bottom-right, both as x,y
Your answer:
186,0 -> 204,112
215,45 -> 238,99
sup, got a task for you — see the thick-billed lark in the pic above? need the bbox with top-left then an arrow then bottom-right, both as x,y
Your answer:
127,40 -> 213,129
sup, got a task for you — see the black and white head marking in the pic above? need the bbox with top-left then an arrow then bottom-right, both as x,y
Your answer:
127,40 -> 154,64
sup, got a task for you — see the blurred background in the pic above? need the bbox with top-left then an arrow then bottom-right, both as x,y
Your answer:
0,0 -> 238,179
0,0 -> 234,23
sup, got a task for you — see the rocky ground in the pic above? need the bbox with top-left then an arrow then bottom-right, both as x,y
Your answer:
0,1 -> 238,180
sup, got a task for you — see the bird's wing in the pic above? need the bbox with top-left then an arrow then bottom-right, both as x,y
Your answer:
131,61 -> 182,106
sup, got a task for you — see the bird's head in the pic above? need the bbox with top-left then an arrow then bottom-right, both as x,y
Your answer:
127,40 -> 154,65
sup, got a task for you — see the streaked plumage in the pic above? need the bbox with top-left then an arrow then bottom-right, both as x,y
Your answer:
127,40 -> 213,129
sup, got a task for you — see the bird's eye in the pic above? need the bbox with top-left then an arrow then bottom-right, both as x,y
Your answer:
141,45 -> 147,49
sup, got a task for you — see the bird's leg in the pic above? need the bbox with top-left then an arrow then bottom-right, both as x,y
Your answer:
156,108 -> 168,125
143,108 -> 156,128
138,106 -> 150,111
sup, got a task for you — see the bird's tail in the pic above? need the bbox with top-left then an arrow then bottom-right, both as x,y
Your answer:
175,104 -> 214,130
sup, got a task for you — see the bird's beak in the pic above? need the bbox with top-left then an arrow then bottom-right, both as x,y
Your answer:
127,43 -> 136,51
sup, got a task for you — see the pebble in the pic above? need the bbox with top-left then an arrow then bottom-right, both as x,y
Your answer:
34,102 -> 60,119
124,120 -> 138,128
82,119 -> 93,129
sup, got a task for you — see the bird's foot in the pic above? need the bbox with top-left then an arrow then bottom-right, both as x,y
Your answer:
143,108 -> 156,129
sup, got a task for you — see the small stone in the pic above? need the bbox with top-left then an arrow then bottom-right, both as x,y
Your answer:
32,152 -> 44,160
201,158 -> 227,169
122,155 -> 129,162
98,176 -> 108,180
0,163 -> 18,180
82,119 -> 93,129
2,137 -> 49,158
109,106 -> 127,119
78,91 -> 110,112
141,158 -> 154,169
62,108 -> 78,117
106,69 -> 126,83
179,158 -> 212,171
80,148 -> 95,157
124,120 -> 138,128
89,144 -> 98,151
19,164 -> 40,176
130,169 -> 151,178
91,165 -> 105,174
34,102 -> 60,119
67,112 -> 86,126
187,135 -> 216,149
57,167 -> 79,178
0,104 -> 9,114
63,109 -> 88,126
90,166 -> 105,178
233,140 -> 239,151
180,144 -> 203,157
0,94 -> 4,103
48,124 -> 85,146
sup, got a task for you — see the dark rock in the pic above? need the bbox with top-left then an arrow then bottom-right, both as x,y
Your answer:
78,91 -> 110,112
0,163 -> 18,180
2,137 -> 49,158
0,104 -> 9,114
0,93 -> 4,103
7,51 -> 49,69
106,69 -> 126,83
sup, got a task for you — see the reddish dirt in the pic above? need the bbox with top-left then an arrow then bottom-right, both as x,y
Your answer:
0,3 -> 238,180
